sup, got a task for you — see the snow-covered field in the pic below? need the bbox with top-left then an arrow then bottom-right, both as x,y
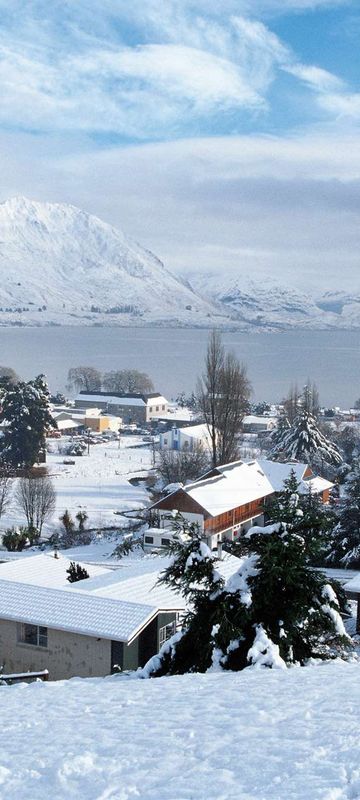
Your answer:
1,661 -> 360,799
1,436 -> 153,537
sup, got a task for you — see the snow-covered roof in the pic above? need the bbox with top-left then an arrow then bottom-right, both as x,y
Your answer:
70,551 -> 243,608
56,419 -> 81,431
256,460 -> 308,491
0,553 -> 110,589
343,574 -> 360,594
243,416 -> 278,426
177,424 -> 210,438
300,476 -> 334,494
76,394 -> 146,407
184,461 -> 275,516
0,579 -> 157,642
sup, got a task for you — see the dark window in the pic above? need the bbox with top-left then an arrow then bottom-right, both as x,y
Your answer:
145,536 -> 154,543
20,624 -> 48,648
161,538 -> 170,546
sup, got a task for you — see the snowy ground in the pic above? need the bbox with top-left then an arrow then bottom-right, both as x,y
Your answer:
1,661 -> 360,799
0,436 -> 153,537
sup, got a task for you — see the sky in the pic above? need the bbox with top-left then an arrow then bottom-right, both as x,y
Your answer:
0,0 -> 359,292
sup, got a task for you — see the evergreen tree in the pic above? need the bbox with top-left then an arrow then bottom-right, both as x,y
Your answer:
146,508 -> 350,677
269,413 -> 290,451
0,374 -> 56,468
264,470 -> 335,565
272,408 -> 342,468
327,459 -> 360,567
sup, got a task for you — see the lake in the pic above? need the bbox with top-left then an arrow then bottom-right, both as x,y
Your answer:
0,326 -> 359,407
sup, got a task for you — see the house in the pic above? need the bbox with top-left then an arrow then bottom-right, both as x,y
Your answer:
159,423 -> 211,452
75,392 -> 169,425
149,459 -> 334,549
242,415 -> 278,433
0,550 -> 242,680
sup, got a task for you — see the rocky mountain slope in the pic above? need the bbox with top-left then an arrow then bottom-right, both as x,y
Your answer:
0,197 -> 227,327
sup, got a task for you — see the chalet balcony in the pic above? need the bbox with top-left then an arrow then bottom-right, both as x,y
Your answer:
204,501 -> 265,536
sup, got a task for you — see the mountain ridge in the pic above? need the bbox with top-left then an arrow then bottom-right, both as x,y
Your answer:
0,197 -> 359,330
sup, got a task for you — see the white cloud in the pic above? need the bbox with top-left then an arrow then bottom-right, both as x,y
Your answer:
0,129 -> 359,293
285,64 -> 345,92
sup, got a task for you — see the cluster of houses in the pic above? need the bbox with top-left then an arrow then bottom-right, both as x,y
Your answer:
2,388 -> 360,682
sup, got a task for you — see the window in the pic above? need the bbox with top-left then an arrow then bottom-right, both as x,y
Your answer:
144,535 -> 154,544
162,405 -> 165,410
163,438 -> 168,445
161,538 -> 171,546
149,407 -> 153,412
19,624 -> 48,648
159,621 -> 176,649
156,406 -> 159,411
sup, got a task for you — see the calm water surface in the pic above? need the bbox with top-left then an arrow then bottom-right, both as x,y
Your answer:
1,326 -> 359,407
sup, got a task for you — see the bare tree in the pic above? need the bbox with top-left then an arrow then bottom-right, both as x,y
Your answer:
197,330 -> 252,467
282,383 -> 300,424
67,366 -> 102,393
157,443 -> 210,485
15,475 -> 56,535
103,369 -> 154,394
282,381 -> 320,422
0,470 -> 12,518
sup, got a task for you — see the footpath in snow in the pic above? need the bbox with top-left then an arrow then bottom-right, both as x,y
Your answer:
1,661 -> 360,800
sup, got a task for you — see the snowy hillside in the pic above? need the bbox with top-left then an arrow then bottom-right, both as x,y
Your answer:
1,661 -> 360,799
0,197 -> 227,328
188,273 -> 360,330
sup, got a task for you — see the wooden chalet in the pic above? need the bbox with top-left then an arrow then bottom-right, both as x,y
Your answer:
150,459 -> 334,549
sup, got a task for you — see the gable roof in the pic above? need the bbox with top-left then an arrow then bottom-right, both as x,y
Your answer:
152,460 -> 274,517
0,579 -> 157,643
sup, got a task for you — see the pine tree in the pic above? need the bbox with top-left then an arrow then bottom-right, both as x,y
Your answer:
146,505 -> 350,677
270,413 -> 290,451
0,374 -> 56,468
265,470 -> 335,564
272,408 -> 342,467
327,459 -> 360,567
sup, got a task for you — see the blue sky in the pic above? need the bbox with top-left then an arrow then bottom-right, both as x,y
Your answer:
0,0 -> 359,290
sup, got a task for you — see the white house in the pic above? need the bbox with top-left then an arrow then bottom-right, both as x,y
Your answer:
159,423 -> 211,452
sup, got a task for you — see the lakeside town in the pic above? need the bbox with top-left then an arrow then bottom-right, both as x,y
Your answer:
0,331 -> 360,685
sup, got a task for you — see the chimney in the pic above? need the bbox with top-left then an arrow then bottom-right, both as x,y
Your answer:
217,540 -> 223,559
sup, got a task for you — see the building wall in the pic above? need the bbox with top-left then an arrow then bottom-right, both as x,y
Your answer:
86,416 -> 110,432
0,619 -> 111,681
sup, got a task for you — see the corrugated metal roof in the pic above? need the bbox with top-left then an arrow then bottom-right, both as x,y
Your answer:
0,579 -> 156,642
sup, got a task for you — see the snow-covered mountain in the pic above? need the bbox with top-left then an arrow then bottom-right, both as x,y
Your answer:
0,197 -> 228,327
187,273 -> 360,329
0,197 -> 359,329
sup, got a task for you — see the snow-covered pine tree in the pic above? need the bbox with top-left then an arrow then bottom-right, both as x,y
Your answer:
265,469 -> 335,565
269,413 -> 290,451
145,504 -> 350,677
0,374 -> 56,469
327,459 -> 360,567
271,408 -> 342,468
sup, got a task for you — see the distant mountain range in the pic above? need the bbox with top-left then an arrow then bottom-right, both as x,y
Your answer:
187,274 -> 360,330
0,196 -> 358,330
